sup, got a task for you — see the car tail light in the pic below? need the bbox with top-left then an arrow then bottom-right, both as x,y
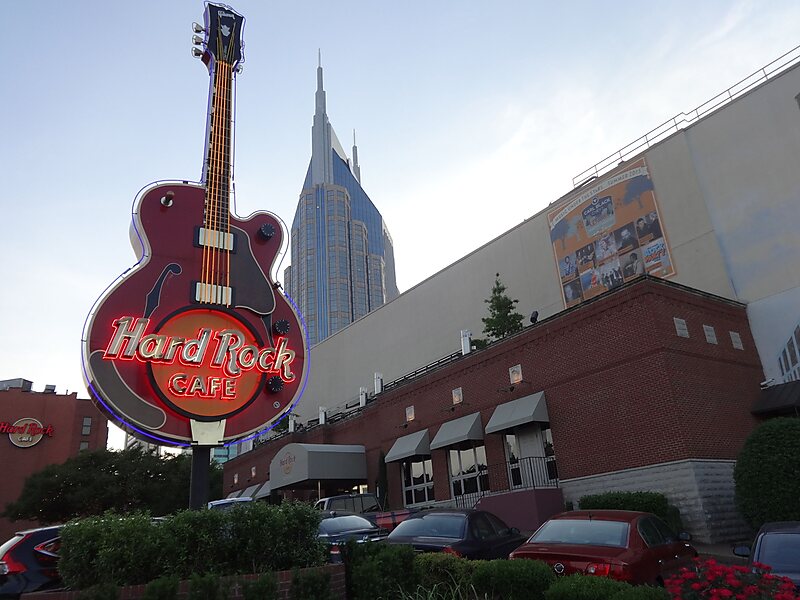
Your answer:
584,562 -> 631,581
585,563 -> 612,576
442,546 -> 462,558
329,544 -> 341,556
0,539 -> 27,576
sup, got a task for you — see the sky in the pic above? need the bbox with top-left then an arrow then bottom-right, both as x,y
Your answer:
2,0 -> 799,447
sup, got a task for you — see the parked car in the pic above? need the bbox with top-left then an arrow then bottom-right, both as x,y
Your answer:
0,525 -> 63,599
314,493 -> 416,531
386,509 -> 526,559
733,521 -> 800,588
318,512 -> 389,562
509,510 -> 696,585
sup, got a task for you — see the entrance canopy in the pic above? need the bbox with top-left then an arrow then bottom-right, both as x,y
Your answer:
485,391 -> 549,434
385,429 -> 431,463
269,443 -> 367,490
430,412 -> 483,450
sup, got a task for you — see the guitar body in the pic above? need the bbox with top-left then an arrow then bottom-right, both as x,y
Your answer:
83,180 -> 307,445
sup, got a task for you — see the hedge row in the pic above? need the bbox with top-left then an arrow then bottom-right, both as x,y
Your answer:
577,491 -> 683,533
59,502 -> 327,589
343,544 -> 666,600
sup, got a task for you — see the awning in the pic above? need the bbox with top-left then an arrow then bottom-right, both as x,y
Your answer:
253,482 -> 271,500
226,489 -> 243,498
752,381 -> 800,416
485,391 -> 549,434
385,429 -> 431,463
269,443 -> 367,490
240,483 -> 260,498
430,412 -> 483,450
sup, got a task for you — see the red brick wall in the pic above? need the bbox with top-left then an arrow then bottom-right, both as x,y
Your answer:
0,390 -> 108,542
224,278 -> 762,506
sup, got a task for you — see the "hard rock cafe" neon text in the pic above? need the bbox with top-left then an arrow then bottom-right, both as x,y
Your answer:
103,317 -> 296,400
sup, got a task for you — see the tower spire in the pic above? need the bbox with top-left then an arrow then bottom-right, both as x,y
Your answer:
352,129 -> 361,184
311,50 -> 333,185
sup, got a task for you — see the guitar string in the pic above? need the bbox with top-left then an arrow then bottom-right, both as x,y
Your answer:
211,58 -> 224,304
225,23 -> 237,303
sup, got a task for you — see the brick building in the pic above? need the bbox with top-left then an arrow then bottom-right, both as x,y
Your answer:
224,277 -> 763,543
0,381 -> 107,541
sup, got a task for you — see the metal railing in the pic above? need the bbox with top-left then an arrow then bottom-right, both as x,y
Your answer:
572,43 -> 800,188
435,456 -> 559,510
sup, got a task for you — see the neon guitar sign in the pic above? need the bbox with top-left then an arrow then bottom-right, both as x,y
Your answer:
82,4 -> 307,446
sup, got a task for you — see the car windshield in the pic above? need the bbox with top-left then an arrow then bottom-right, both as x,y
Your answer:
530,519 -> 630,548
759,533 -> 800,571
391,515 -> 466,539
319,516 -> 376,535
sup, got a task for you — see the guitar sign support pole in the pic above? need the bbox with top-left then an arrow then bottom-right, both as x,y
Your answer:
189,446 -> 212,510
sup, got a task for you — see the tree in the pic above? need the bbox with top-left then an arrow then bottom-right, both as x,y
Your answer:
3,447 -> 223,524
734,417 -> 800,529
481,273 -> 524,340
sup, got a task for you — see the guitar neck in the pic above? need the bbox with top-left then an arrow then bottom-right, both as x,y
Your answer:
204,59 -> 234,231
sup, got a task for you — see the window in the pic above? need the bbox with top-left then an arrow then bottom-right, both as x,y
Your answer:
638,517 -> 666,546
730,331 -> 744,350
531,519 -> 629,548
81,416 -> 92,436
674,318 -> 689,338
402,458 -> 434,507
449,444 -> 488,497
250,466 -> 256,478
79,441 -> 89,451
703,325 -> 718,344
233,473 -> 239,485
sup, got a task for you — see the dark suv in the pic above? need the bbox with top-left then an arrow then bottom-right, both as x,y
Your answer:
0,526 -> 62,599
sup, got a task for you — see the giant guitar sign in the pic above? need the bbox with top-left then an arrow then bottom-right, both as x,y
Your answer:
82,4 -> 308,447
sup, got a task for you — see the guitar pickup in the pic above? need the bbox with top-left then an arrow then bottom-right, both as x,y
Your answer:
195,282 -> 233,306
198,227 -> 234,251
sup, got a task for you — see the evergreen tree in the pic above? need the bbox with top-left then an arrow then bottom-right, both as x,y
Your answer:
481,273 -> 524,340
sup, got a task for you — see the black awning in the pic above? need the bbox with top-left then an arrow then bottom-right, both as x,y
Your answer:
753,381 -> 800,416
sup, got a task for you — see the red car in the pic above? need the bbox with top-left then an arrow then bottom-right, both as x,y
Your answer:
509,510 -> 697,585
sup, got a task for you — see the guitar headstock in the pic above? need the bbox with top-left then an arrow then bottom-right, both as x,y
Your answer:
194,3 -> 245,70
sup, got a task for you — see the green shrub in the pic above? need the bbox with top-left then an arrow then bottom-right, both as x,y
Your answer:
610,586 -> 669,600
471,559 -> 555,600
158,508 -> 228,578
59,502 -> 327,588
544,575 -> 631,600
188,572 -> 224,600
77,582 -> 119,600
413,553 -> 475,594
291,568 -> 332,600
734,417 -> 800,528
346,542 -> 416,599
59,512 -> 164,588
142,576 -> 180,600
242,573 -> 278,600
578,491 -> 683,532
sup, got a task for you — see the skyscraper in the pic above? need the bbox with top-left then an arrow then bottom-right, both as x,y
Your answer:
284,59 -> 398,346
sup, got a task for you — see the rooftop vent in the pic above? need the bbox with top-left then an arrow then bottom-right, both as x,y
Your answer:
44,384 -> 56,394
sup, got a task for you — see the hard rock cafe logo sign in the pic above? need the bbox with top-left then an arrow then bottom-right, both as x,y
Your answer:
104,313 -> 296,420
280,452 -> 296,475
2,418 -> 54,448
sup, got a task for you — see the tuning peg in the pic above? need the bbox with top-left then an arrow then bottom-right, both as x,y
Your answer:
235,64 -> 243,74
192,22 -> 205,34
192,35 -> 204,46
191,47 -> 203,58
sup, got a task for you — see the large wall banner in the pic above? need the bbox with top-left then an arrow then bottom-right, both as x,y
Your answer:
548,158 -> 675,308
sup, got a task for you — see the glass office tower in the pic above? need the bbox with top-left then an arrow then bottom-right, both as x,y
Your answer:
284,61 -> 398,346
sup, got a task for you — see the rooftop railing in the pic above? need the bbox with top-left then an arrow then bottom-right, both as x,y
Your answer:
572,43 -> 800,188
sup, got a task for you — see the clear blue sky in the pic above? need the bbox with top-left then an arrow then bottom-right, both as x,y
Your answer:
2,1 -> 799,446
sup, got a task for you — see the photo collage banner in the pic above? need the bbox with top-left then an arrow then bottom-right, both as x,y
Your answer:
548,158 -> 675,308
